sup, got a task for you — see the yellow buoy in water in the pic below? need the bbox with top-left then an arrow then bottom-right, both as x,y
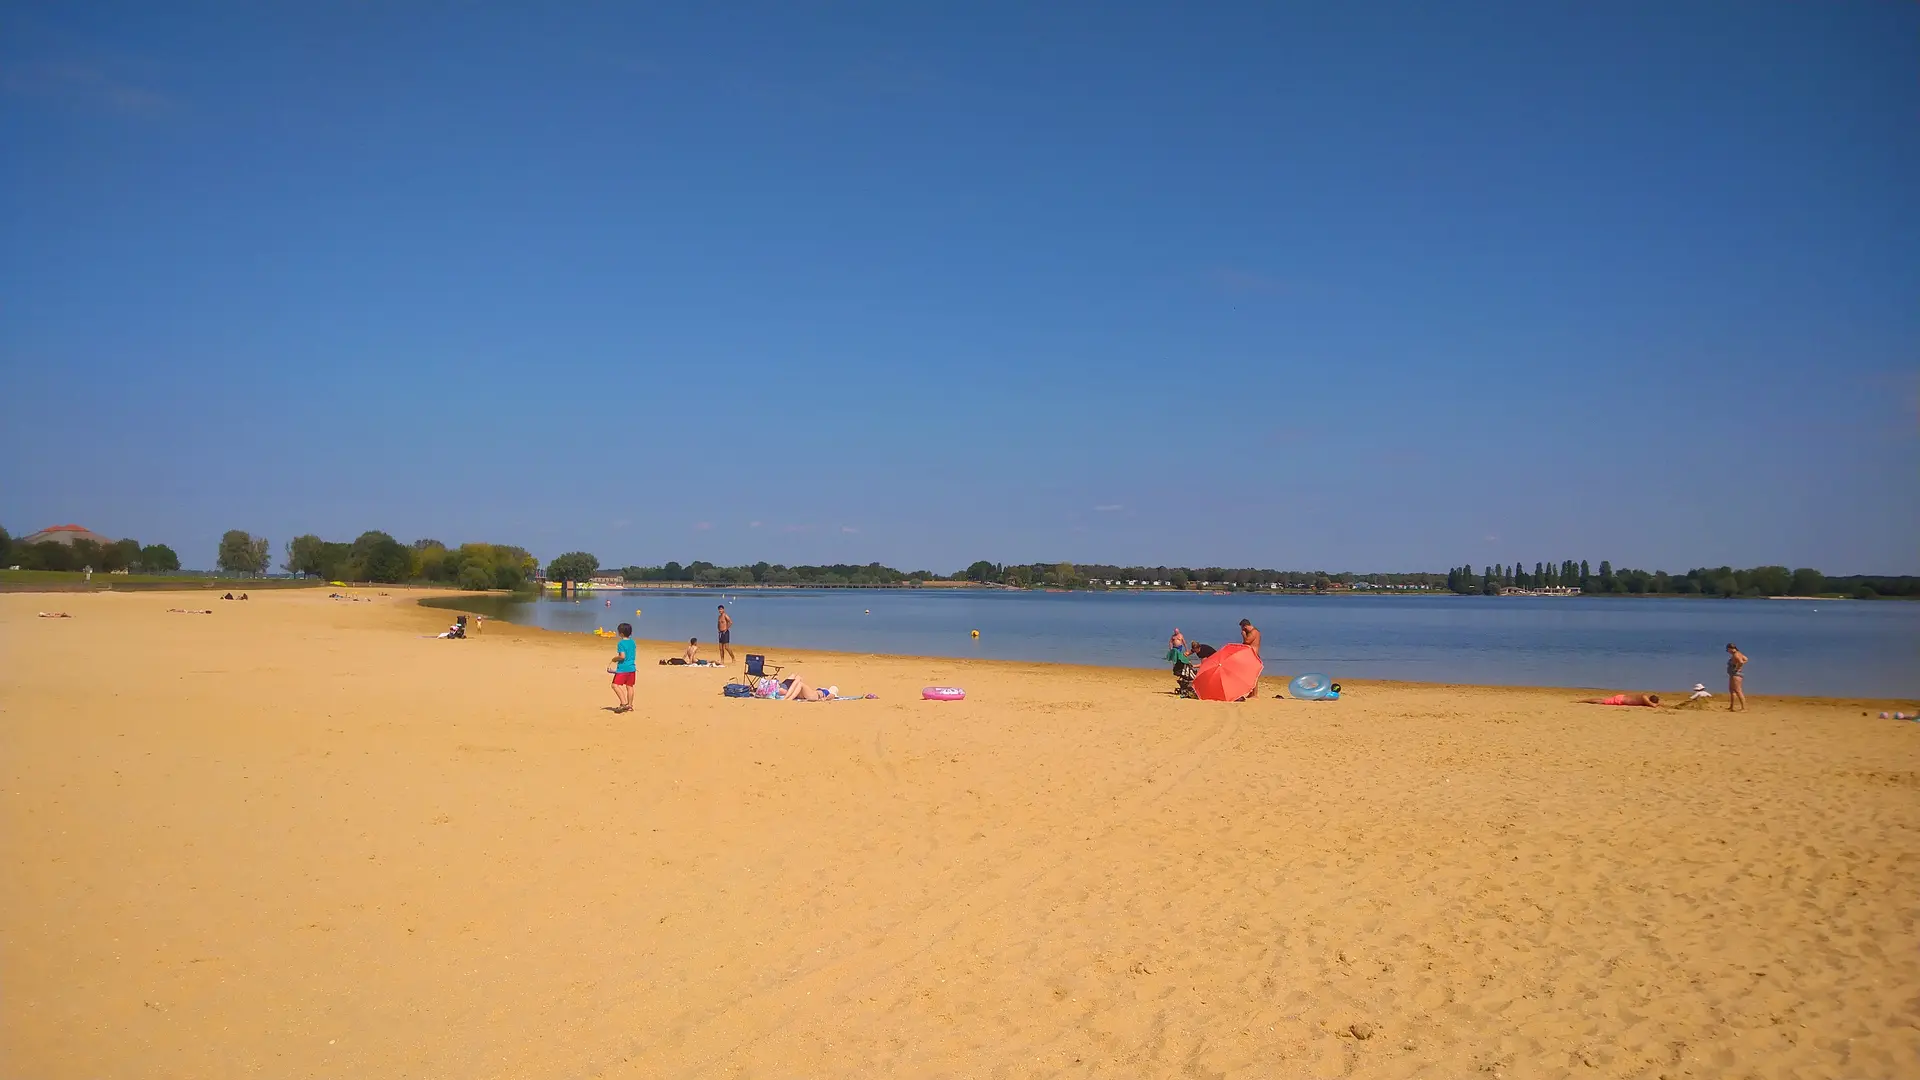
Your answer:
970,629 -> 980,638
635,609 -> 642,616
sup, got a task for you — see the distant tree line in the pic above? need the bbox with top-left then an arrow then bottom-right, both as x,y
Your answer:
275,530 -> 536,589
957,561 -> 1448,591
1442,560 -> 1919,599
0,523 -> 181,574
617,560 -> 938,586
575,555 -> 1920,597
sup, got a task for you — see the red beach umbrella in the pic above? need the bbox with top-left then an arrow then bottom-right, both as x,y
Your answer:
1192,643 -> 1263,701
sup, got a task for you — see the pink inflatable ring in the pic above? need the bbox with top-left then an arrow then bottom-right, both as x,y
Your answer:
922,686 -> 966,701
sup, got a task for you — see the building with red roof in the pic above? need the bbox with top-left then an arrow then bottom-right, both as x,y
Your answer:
19,524 -> 117,547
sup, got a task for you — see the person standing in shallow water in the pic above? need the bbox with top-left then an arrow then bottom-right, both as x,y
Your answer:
1726,642 -> 1748,712
717,604 -> 734,664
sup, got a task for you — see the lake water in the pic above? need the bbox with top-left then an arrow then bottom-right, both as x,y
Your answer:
432,589 -> 1920,699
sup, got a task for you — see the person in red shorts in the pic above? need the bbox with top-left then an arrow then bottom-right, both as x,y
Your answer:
609,622 -> 637,713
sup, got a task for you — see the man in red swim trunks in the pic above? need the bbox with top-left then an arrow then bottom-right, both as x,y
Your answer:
1580,693 -> 1661,707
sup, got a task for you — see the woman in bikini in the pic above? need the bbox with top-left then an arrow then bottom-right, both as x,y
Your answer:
779,678 -> 837,701
1726,642 -> 1748,711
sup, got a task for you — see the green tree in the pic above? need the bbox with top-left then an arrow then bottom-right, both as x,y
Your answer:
102,538 -> 142,572
546,551 -> 600,585
412,539 -> 449,581
458,565 -> 494,590
139,543 -> 181,572
0,524 -> 11,566
1168,568 -> 1189,589
347,531 -> 411,583
69,538 -> 103,571
965,560 -> 998,583
217,530 -> 270,574
284,534 -> 329,576
1788,567 -> 1825,596
21,541 -> 74,571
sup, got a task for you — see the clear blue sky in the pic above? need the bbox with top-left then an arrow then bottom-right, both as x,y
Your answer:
4,3 -> 1915,574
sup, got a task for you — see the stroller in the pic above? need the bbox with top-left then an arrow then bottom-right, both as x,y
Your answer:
444,615 -> 468,639
1169,643 -> 1212,698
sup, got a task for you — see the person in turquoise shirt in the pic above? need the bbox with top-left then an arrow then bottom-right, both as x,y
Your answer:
610,622 -> 637,713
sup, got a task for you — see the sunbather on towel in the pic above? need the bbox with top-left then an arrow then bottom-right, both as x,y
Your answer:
779,677 -> 838,701
1580,693 -> 1662,707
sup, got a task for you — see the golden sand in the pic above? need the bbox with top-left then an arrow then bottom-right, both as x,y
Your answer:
3,590 -> 1917,1078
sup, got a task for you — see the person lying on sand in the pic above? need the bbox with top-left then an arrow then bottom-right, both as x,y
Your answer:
1580,693 -> 1662,707
778,678 -> 838,701
167,608 -> 213,615
37,611 -> 73,618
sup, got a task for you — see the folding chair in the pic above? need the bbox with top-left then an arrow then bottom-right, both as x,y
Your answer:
743,653 -> 784,681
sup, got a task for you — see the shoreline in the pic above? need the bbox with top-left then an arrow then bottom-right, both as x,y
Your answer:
414,594 -> 1914,708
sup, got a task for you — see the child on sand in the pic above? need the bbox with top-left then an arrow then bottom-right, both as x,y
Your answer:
609,623 -> 637,713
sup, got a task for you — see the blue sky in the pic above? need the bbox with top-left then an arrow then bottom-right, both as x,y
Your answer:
3,3 -> 1916,574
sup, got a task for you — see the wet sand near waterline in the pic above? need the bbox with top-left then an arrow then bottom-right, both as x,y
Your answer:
3,590 -> 1917,1078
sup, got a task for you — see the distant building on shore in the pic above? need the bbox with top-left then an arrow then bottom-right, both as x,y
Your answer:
1499,585 -> 1582,597
19,524 -> 115,547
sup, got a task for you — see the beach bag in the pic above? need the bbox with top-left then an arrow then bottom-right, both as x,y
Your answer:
722,683 -> 755,698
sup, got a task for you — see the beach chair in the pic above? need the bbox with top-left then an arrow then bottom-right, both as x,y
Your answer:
743,653 -> 783,681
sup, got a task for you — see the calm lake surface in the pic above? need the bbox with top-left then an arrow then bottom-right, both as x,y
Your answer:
436,589 -> 1920,699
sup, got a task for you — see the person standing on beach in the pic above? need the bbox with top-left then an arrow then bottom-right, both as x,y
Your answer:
1239,619 -> 1261,658
1726,642 -> 1748,712
717,604 -> 734,664
609,622 -> 637,713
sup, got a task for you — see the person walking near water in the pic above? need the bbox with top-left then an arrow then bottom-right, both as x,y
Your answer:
1726,642 -> 1748,712
717,604 -> 734,664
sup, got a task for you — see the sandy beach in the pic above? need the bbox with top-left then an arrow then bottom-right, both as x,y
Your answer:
3,589 -> 1916,1079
